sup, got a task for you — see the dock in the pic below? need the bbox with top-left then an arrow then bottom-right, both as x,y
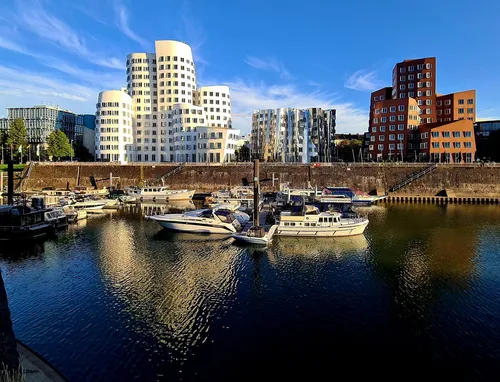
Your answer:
381,195 -> 500,205
17,341 -> 68,381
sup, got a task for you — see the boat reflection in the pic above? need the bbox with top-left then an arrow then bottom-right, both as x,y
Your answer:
273,235 -> 369,258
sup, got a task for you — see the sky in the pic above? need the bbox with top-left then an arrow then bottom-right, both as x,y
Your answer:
0,0 -> 499,134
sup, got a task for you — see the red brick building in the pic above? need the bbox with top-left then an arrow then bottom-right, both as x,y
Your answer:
366,57 -> 477,161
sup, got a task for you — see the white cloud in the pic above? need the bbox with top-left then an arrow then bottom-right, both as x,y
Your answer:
223,80 -> 368,134
115,3 -> 150,49
0,65 -> 97,104
14,0 -> 123,69
0,35 -> 36,57
245,56 -> 292,80
344,69 -> 381,92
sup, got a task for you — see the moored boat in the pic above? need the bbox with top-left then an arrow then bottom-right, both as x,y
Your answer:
63,205 -> 87,222
146,208 -> 242,234
276,205 -> 368,237
44,208 -> 68,229
126,186 -> 195,201
0,204 -> 52,241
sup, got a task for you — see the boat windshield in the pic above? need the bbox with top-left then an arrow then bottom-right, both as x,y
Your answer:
198,209 -> 214,219
214,210 -> 235,223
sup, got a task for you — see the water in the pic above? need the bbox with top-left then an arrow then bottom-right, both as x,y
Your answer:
2,204 -> 500,380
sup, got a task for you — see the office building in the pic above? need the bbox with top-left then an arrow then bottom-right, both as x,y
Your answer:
474,119 -> 500,161
366,57 -> 477,161
0,105 -> 86,146
251,107 -> 336,163
95,90 -> 133,163
82,114 -> 96,157
124,40 -> 237,163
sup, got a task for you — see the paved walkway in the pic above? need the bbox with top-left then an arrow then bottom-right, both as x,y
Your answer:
17,342 -> 67,382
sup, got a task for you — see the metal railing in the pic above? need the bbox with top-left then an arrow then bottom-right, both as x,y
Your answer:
389,164 -> 438,193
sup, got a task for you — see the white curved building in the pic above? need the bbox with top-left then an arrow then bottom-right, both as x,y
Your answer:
195,86 -> 232,128
155,40 -> 197,111
95,90 -> 133,163
123,39 -> 237,163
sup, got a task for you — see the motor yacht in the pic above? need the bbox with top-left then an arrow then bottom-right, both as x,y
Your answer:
276,205 -> 368,237
206,186 -> 258,208
146,208 -> 242,234
62,205 -> 87,222
126,186 -> 195,201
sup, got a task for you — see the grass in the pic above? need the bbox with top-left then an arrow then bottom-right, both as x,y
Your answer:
0,364 -> 25,382
0,165 -> 25,172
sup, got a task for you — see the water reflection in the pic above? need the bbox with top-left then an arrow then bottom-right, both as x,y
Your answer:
96,217 -> 242,364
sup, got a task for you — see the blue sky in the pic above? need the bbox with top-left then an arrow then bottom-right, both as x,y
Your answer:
0,0 -> 499,133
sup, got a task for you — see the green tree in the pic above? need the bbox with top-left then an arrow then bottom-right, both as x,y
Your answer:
46,130 -> 74,161
6,118 -> 28,161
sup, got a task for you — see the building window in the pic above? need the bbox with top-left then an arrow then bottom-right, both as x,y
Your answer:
389,134 -> 395,141
467,99 -> 474,105
378,144 -> 384,151
390,116 -> 396,122
398,115 -> 405,121
467,108 -> 474,114
426,63 -> 432,69
436,100 -> 442,106
442,132 -> 450,138
464,131 -> 472,138
432,142 -> 440,148
398,124 -> 404,130
399,67 -> 406,73
380,126 -> 386,132
464,142 -> 472,148
390,125 -> 395,131
458,108 -> 464,114
381,117 -> 387,123
390,106 -> 396,112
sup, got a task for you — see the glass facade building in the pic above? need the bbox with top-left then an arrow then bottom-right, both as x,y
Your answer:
251,108 -> 336,163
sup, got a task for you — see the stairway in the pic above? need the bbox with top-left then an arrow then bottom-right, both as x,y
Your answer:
389,164 -> 438,192
152,163 -> 187,186
15,162 -> 35,191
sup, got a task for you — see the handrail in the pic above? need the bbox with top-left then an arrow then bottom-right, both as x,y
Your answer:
389,164 -> 438,192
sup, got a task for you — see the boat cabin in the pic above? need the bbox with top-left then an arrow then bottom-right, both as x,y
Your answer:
279,206 -> 343,227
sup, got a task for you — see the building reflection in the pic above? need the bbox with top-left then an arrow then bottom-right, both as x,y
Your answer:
95,218 -> 241,360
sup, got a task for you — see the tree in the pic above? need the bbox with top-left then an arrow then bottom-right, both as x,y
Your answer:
6,118 -> 27,161
46,130 -> 74,161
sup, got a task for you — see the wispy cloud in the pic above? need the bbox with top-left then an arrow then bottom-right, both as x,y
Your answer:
0,65 -> 96,102
114,2 -> 150,49
13,0 -> 123,69
224,79 -> 368,134
245,56 -> 292,80
0,35 -> 35,57
344,69 -> 381,92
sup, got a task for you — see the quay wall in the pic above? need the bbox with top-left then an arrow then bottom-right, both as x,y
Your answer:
24,162 -> 500,197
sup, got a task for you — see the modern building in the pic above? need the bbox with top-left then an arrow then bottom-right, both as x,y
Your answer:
474,119 -> 500,161
366,57 -> 477,161
251,107 -> 336,163
124,40 -> 237,163
82,115 -> 96,157
95,90 -> 133,163
0,105 -> 86,146
418,119 -> 476,163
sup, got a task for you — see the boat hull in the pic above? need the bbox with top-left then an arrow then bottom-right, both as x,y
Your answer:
276,220 -> 368,237
0,223 -> 52,242
153,220 -> 234,234
134,190 -> 195,201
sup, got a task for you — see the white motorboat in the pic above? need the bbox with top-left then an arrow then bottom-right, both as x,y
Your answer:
71,200 -> 107,210
206,186 -> 257,208
44,208 -> 68,229
316,187 -> 386,206
62,205 -> 87,222
232,224 -> 278,245
146,208 -> 242,234
118,195 -> 137,204
126,186 -> 195,201
276,205 -> 368,237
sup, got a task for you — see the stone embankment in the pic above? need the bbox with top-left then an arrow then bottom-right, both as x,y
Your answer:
24,162 -> 500,197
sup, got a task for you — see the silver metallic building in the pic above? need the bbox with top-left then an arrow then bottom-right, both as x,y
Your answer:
251,108 -> 336,163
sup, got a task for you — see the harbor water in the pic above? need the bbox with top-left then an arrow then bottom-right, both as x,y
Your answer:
1,204 -> 500,380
